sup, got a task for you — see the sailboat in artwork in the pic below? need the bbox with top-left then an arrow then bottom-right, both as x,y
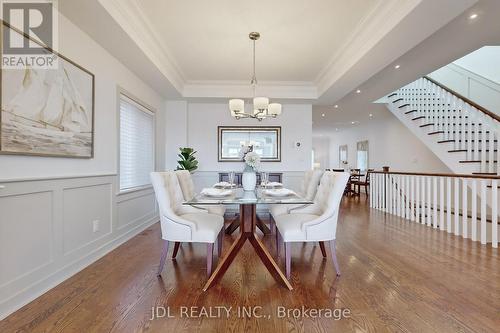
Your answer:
4,64 -> 90,135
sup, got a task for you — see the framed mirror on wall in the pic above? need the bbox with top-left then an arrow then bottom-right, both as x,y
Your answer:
356,140 -> 369,171
218,126 -> 281,162
339,145 -> 348,169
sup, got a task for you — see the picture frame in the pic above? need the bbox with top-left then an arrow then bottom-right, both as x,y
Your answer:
218,126 -> 281,162
1,21 -> 95,158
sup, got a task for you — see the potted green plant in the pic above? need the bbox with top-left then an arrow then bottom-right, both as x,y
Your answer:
176,147 -> 198,173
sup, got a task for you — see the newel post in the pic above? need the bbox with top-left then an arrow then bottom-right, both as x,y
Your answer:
383,166 -> 390,211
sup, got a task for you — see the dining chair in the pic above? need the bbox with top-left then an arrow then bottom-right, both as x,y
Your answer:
269,169 -> 323,226
175,170 -> 226,216
273,171 -> 350,280
352,169 -> 374,196
150,172 -> 224,278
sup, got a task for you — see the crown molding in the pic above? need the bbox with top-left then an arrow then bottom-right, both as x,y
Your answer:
183,80 -> 318,99
314,0 -> 422,96
98,0 -> 186,93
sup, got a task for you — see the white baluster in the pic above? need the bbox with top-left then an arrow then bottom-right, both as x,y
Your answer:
480,179 -> 487,244
462,178 -> 468,239
454,178 -> 460,235
467,105 -> 473,160
421,176 -> 426,224
406,176 -> 410,219
433,177 -> 438,228
474,120 -> 479,161
427,176 -> 432,227
410,176 -> 415,222
439,177 -> 444,230
374,173 -> 379,209
492,179 -> 498,248
489,129 -> 495,174
481,124 -> 487,173
446,177 -> 452,232
415,175 -> 420,223
471,179 -> 477,241
370,173 -> 373,208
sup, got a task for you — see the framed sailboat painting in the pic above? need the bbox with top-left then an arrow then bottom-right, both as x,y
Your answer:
1,23 -> 95,158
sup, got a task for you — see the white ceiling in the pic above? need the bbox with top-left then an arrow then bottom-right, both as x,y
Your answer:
136,0 -> 381,82
312,0 -> 500,133
61,0 -> 488,109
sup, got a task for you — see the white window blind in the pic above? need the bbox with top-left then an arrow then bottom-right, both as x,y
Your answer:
119,94 -> 154,191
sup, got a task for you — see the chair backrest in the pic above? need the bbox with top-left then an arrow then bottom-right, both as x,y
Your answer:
175,170 -> 196,201
315,171 -> 350,218
366,169 -> 374,183
304,169 -> 324,201
302,171 -> 350,240
150,171 -> 184,219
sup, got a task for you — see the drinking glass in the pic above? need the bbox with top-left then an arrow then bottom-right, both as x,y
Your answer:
261,172 -> 268,188
228,171 -> 235,188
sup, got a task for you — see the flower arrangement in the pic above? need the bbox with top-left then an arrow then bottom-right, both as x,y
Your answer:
244,151 -> 261,171
240,145 -> 261,172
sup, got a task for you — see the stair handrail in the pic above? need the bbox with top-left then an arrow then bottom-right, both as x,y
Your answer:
423,76 -> 500,123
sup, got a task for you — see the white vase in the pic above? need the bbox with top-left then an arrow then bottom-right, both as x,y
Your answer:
242,172 -> 257,191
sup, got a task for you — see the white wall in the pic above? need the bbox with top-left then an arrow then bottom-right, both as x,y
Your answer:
321,116 -> 450,173
454,46 -> 500,84
429,63 -> 500,117
0,13 -> 164,319
312,136 -> 330,170
163,102 -> 312,193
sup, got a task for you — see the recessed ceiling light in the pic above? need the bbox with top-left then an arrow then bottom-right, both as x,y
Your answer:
369,113 -> 373,117
321,113 -> 325,117
394,64 -> 401,69
356,89 -> 361,94
334,104 -> 339,108
335,128 -> 339,131
469,13 -> 478,20
351,121 -> 356,124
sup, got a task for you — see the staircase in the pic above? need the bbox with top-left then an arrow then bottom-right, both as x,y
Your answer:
386,76 -> 500,175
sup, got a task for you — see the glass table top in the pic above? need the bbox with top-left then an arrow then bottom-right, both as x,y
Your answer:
184,187 -> 313,206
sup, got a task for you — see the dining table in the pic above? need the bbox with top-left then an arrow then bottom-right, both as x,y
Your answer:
184,187 -> 313,291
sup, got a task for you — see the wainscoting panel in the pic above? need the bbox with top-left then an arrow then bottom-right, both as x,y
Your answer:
0,174 -> 159,320
62,183 -> 113,255
0,191 -> 53,287
117,188 -> 157,230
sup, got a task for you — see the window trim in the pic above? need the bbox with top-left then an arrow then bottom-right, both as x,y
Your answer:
117,88 -> 157,195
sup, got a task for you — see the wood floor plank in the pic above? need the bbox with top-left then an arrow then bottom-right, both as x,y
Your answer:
1,195 -> 499,333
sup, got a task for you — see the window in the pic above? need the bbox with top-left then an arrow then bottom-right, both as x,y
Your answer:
119,94 -> 155,191
356,140 -> 369,171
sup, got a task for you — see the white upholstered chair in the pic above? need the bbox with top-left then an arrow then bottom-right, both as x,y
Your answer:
175,170 -> 226,216
274,171 -> 350,280
150,172 -> 224,277
269,169 -> 323,222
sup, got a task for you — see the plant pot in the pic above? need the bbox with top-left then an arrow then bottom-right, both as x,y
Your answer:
242,172 -> 257,191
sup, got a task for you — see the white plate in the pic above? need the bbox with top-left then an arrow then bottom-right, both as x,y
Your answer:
261,182 -> 283,188
201,188 -> 233,198
213,182 -> 237,189
263,188 -> 296,197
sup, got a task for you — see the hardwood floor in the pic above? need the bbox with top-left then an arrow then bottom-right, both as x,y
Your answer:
1,195 -> 499,332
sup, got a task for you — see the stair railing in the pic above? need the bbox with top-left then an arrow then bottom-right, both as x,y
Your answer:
370,170 -> 499,248
392,77 -> 500,174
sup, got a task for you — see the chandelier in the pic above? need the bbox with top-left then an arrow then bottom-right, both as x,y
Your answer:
229,32 -> 282,121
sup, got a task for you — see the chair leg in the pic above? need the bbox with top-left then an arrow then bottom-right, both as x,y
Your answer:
319,241 -> 327,258
270,215 -> 276,235
284,242 -> 291,280
365,185 -> 369,196
276,230 -> 281,257
207,243 -> 214,277
157,240 -> 169,276
171,242 -> 181,259
329,239 -> 341,276
217,231 -> 223,257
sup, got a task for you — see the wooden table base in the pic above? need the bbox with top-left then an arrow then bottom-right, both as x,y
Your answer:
203,204 -> 292,291
225,213 -> 271,235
